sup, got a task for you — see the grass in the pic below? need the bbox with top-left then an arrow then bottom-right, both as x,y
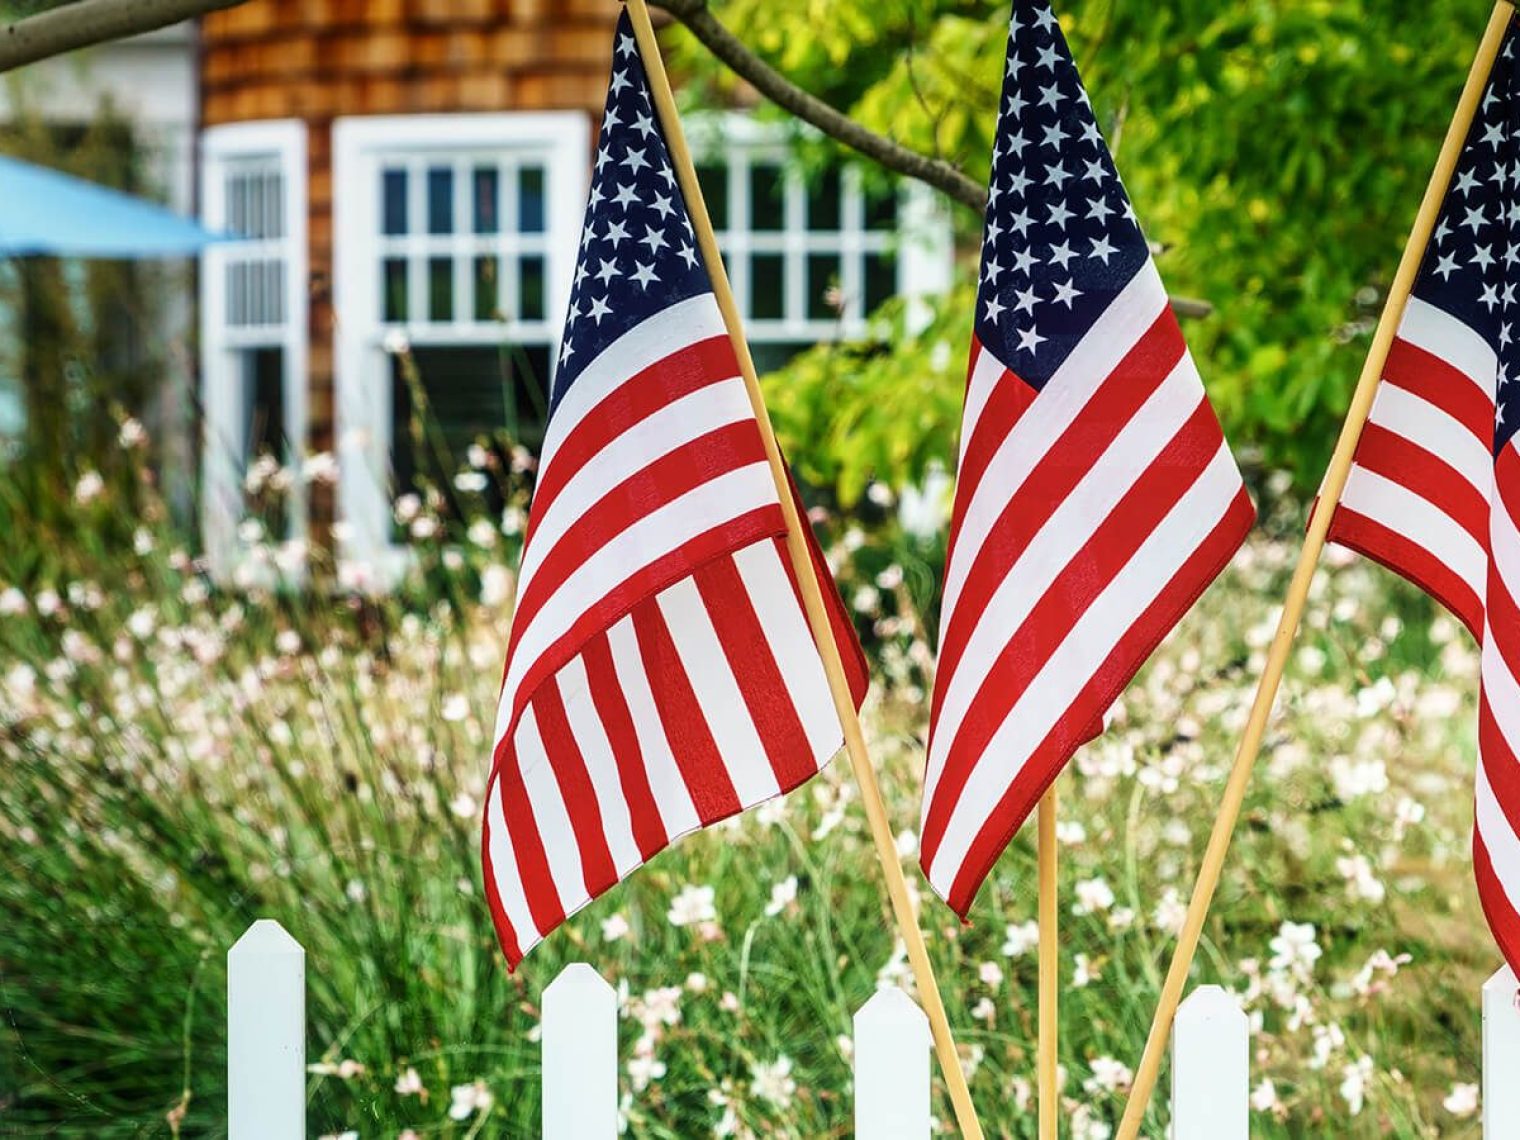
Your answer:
0,453 -> 1502,1138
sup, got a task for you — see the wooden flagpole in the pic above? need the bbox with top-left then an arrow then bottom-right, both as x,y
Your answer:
1037,787 -> 1059,1140
623,3 -> 986,1136
1114,4 -> 1516,1136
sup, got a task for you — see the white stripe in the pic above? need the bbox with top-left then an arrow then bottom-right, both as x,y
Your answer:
658,576 -> 783,806
514,706 -> 590,915
1398,296 -> 1499,403
605,614 -> 702,838
1476,756 -> 1520,919
517,377 -> 755,603
495,461 -> 779,745
1490,483 -> 1520,604
1366,381 -> 1493,500
1483,625 -> 1520,756
957,343 -> 1007,468
540,294 -> 728,474
925,351 -> 1203,807
1338,465 -> 1488,603
555,655 -> 645,878
732,541 -> 843,763
941,262 -> 1169,624
485,775 -> 544,949
926,442 -> 1241,896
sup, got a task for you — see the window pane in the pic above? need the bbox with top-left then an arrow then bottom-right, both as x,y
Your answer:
383,257 -> 408,321
242,346 -> 286,461
227,261 -> 245,326
750,254 -> 784,319
807,167 -> 843,231
749,163 -> 785,231
750,341 -> 810,375
864,251 -> 897,316
473,165 -> 500,234
429,257 -> 453,321
382,168 -> 408,235
807,253 -> 842,320
519,166 -> 546,233
428,166 -> 454,235
864,182 -> 899,230
696,164 -> 729,230
520,256 -> 545,321
474,256 -> 500,321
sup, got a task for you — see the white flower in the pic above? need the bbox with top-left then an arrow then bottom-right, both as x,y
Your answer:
454,471 -> 489,493
1153,888 -> 1186,936
764,876 -> 797,917
875,563 -> 904,590
667,883 -> 716,928
851,585 -> 880,614
441,693 -> 470,722
1072,953 -> 1100,987
977,961 -> 1004,988
307,1058 -> 365,1079
0,587 -> 27,616
467,519 -> 498,548
1444,1081 -> 1480,1118
73,470 -> 104,505
118,417 -> 147,448
1339,1054 -> 1374,1115
481,564 -> 515,608
1336,853 -> 1385,904
1072,877 -> 1114,915
303,452 -> 338,484
1001,921 -> 1039,958
1268,921 -> 1322,978
449,791 -> 477,818
750,1056 -> 796,1109
1251,1078 -> 1281,1113
394,1066 -> 424,1096
626,1050 -> 665,1093
602,913 -> 630,942
447,1080 -> 493,1120
1082,1055 -> 1132,1095
394,493 -> 422,523
275,630 -> 302,656
383,328 -> 412,356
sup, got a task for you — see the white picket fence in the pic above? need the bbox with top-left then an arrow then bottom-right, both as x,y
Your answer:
227,920 -> 1520,1137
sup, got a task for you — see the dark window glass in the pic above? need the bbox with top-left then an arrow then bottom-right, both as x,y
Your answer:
807,167 -> 843,230
383,258 -> 409,322
382,168 -> 408,235
473,165 -> 499,234
474,256 -> 499,321
428,257 -> 453,321
864,251 -> 897,315
519,166 -> 546,233
520,256 -> 546,321
864,182 -> 899,231
241,346 -> 290,537
807,253 -> 842,320
427,166 -> 454,235
749,163 -> 785,230
696,164 -> 729,230
750,254 -> 785,319
750,341 -> 810,375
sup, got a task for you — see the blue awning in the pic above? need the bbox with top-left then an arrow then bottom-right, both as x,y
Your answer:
0,154 -> 226,258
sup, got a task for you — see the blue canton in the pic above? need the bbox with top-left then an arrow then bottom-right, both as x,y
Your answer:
552,11 -> 708,412
1412,24 -> 1520,455
975,0 -> 1149,388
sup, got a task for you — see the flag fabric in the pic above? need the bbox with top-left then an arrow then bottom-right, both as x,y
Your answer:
1327,22 -> 1520,974
919,0 -> 1255,915
481,12 -> 868,968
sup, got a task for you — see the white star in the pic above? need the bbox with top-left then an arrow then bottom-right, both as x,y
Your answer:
617,33 -> 638,57
1089,235 -> 1118,264
612,184 -> 639,210
559,339 -> 575,364
1086,196 -> 1115,224
1462,204 -> 1488,233
986,216 -> 1006,244
1014,285 -> 1039,314
1007,91 -> 1029,118
1474,244 -> 1496,270
1052,279 -> 1082,308
594,257 -> 620,284
638,225 -> 667,254
1006,129 -> 1031,158
1504,323 -> 1514,347
632,110 -> 656,138
1042,122 -> 1068,149
1454,169 -> 1481,196
1498,402 -> 1507,425
1038,81 -> 1067,110
1034,6 -> 1058,31
1080,120 -> 1102,147
603,106 -> 623,133
1049,241 -> 1076,270
604,219 -> 630,247
1007,170 -> 1033,197
984,256 -> 1005,285
594,147 -> 613,172
677,243 -> 698,268
621,147 -> 650,175
1082,158 -> 1107,185
610,70 -> 631,96
1432,252 -> 1460,280
1043,162 -> 1071,190
1434,218 -> 1452,244
631,261 -> 659,289
1017,325 -> 1047,353
983,293 -> 1007,323
1506,283 -> 1517,308
1012,248 -> 1037,275
1036,43 -> 1061,71
1046,200 -> 1074,228
1481,283 -> 1500,310
1484,121 -> 1506,149
1009,210 -> 1034,236
651,192 -> 675,219
586,294 -> 612,323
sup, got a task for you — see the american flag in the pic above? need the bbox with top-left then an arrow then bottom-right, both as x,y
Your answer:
918,0 -> 1255,915
481,13 -> 867,968
1327,21 -> 1520,974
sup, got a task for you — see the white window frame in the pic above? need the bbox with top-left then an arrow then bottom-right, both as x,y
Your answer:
332,112 -> 589,585
200,119 -> 309,585
686,113 -> 953,343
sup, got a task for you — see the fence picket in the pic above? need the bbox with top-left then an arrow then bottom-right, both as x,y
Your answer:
227,920 -> 305,1140
542,963 -> 618,1139
1170,984 -> 1248,1140
1484,965 -> 1520,1138
854,986 -> 931,1139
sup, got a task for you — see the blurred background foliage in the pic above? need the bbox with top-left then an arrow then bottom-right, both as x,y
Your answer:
670,0 -> 1495,503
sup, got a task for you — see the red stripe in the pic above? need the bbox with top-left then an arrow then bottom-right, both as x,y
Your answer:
501,505 -> 785,743
1328,506 -> 1485,641
1480,689 -> 1520,845
693,555 -> 817,790
932,314 -> 1185,729
1383,335 -> 1495,444
629,600 -> 742,823
938,487 -> 1254,914
490,742 -> 566,937
528,335 -> 740,529
920,398 -> 1227,873
510,422 -> 772,649
1351,422 -> 1490,548
949,336 -> 1038,540
581,632 -> 669,862
479,775 -> 525,969
1474,829 -> 1520,979
531,678 -> 619,898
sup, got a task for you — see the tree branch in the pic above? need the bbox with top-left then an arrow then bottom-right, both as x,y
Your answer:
651,0 -> 1212,319
0,0 -> 246,74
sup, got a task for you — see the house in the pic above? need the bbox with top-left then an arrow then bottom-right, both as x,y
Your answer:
17,1 -> 955,584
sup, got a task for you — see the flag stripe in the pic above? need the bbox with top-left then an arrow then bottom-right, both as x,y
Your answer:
1352,422 -> 1491,547
553,656 -> 647,879
516,707 -> 593,914
580,632 -> 670,862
